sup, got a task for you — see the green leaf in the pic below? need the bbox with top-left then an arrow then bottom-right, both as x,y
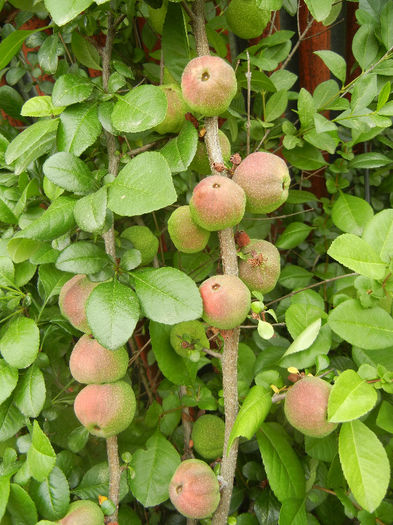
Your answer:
55,241 -> 110,274
328,370 -> 378,423
284,143 -> 327,170
21,96 -> 65,117
38,264 -> 71,301
282,318 -> 321,357
0,360 -> 18,405
0,198 -> 18,224
0,256 -> 15,286
86,280 -> 140,350
57,103 -> 101,156
265,90 -> 288,122
0,476 -> 10,521
111,85 -> 167,133
328,299 -> 393,350
257,320 -> 275,340
1,316 -> 39,369
71,31 -> 101,70
228,386 -> 272,451
339,420 -> 390,513
380,1 -> 393,50
376,401 -> 393,433
73,187 -> 107,232
0,85 -> 25,119
27,421 -> 56,482
14,197 -> 76,241
14,364 -> 46,418
352,24 -> 379,70
160,121 -> 198,173
7,483 -> 38,525
278,265 -> 313,290
132,267 -> 202,324
331,193 -> 374,236
327,234 -> 386,280
73,462 -> 128,500
278,499 -> 307,525
304,0 -> 333,21
5,119 -> 59,175
257,423 -> 305,503
149,322 -> 197,385
161,3 -> 190,82
44,0 -> 93,26
276,222 -> 313,250
129,432 -> 180,507
0,399 -> 25,442
38,34 -> 59,74
297,88 -> 315,129
52,74 -> 94,107
350,152 -> 392,169
31,466 -> 70,521
314,50 -> 346,84
363,209 -> 393,264
0,29 -> 40,70
43,153 -> 96,194
108,151 -> 176,216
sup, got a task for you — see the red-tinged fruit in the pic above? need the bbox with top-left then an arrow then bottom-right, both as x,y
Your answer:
232,151 -> 290,213
58,500 -> 104,525
69,335 -> 129,384
74,381 -> 136,438
154,84 -> 188,135
284,376 -> 338,438
190,175 -> 246,231
59,274 -> 99,333
190,130 -> 231,175
181,56 -> 237,116
200,274 -> 251,329
168,206 -> 210,254
169,459 -> 220,519
238,239 -> 280,294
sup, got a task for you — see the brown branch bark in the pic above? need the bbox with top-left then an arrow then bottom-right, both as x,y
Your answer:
192,1 -> 240,523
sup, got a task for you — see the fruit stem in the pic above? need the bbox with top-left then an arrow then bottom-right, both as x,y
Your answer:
192,2 -> 241,523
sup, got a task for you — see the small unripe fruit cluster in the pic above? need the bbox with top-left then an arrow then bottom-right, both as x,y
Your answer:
59,276 -> 136,439
284,376 -> 338,438
170,320 -> 210,360
169,459 -> 220,519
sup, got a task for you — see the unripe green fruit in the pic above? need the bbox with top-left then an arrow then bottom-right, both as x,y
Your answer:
190,130 -> 231,175
58,500 -> 104,525
121,225 -> 159,266
199,274 -> 251,329
226,0 -> 270,39
238,239 -> 280,294
190,175 -> 246,231
168,206 -> 210,254
169,459 -> 220,519
59,275 -> 98,333
74,381 -> 136,438
154,84 -> 188,135
170,320 -> 209,358
191,414 -> 225,460
232,152 -> 290,214
69,335 -> 129,384
181,55 -> 237,116
148,0 -> 168,34
284,376 -> 338,438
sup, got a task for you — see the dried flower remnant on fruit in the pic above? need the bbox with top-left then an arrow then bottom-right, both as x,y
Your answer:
238,239 -> 280,294
235,230 -> 250,248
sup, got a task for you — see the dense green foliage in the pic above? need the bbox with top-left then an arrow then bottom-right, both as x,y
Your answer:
0,0 -> 393,523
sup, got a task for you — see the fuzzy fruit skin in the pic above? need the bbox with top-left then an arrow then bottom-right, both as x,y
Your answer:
232,152 -> 290,213
199,274 -> 251,329
58,500 -> 104,525
168,206 -> 210,254
181,56 -> 237,116
226,0 -> 270,39
284,376 -> 338,438
170,320 -> 209,357
238,239 -> 280,294
121,225 -> 159,266
191,414 -> 225,460
69,335 -> 129,384
74,381 -> 136,438
59,275 -> 99,333
190,130 -> 231,175
154,84 -> 188,135
169,459 -> 220,519
189,175 -> 246,231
